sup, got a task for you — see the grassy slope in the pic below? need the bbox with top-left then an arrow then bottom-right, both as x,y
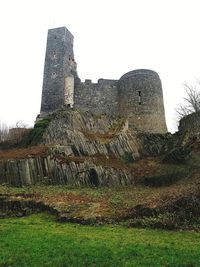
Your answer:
0,213 -> 199,267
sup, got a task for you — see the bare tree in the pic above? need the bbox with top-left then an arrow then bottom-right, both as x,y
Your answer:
0,121 -> 9,142
15,120 -> 28,129
176,81 -> 200,119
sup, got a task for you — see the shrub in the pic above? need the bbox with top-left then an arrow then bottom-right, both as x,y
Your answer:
121,152 -> 134,164
20,118 -> 50,147
139,172 -> 184,187
162,147 -> 191,164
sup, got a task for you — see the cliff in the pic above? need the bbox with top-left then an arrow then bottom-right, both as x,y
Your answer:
1,109 -> 200,188
0,109 -> 169,187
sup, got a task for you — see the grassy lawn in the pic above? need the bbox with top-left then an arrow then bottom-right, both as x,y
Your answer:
0,214 -> 200,267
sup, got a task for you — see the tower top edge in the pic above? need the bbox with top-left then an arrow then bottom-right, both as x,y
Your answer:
120,69 -> 160,80
48,26 -> 74,38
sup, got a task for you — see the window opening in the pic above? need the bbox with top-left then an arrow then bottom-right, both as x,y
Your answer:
53,51 -> 56,59
138,91 -> 142,105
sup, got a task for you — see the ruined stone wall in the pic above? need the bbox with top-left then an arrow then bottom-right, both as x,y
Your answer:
73,70 -> 168,133
74,79 -> 118,116
118,69 -> 167,133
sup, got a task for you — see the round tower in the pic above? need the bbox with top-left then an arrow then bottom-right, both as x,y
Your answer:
118,69 -> 167,133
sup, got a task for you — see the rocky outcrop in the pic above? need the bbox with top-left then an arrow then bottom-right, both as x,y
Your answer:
179,111 -> 200,137
161,112 -> 200,164
0,153 -> 133,187
0,109 -> 170,187
136,133 -> 170,157
43,109 -> 140,158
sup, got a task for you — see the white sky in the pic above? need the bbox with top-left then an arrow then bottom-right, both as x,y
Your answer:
0,0 -> 200,132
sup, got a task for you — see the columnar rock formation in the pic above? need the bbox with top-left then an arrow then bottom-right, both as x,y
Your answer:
0,110 -> 168,187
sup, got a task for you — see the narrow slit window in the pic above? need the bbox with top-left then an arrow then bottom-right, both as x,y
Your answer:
53,51 -> 56,59
138,91 -> 142,105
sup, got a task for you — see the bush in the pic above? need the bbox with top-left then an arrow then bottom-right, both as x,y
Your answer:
139,172 -> 184,187
20,118 -> 50,147
129,212 -> 185,230
162,147 -> 191,164
121,152 -> 134,164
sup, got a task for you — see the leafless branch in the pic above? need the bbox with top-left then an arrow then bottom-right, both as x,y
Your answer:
176,81 -> 200,120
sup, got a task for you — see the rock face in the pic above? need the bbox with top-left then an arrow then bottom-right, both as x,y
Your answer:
0,155 -> 134,187
0,110 -> 139,186
162,112 -> 200,165
179,111 -> 200,137
43,109 -> 140,158
1,109 -> 200,187
0,156 -> 50,186
0,109 -> 170,187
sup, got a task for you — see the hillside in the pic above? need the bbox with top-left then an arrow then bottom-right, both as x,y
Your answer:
0,109 -> 200,230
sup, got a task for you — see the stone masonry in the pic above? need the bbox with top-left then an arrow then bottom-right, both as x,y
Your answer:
40,26 -> 167,134
40,27 -> 77,115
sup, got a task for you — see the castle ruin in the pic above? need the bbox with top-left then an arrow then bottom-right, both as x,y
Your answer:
40,26 -> 167,134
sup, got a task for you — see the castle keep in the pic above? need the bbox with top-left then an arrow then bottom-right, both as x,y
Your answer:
40,26 -> 167,133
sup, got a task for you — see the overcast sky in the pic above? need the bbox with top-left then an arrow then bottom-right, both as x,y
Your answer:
0,0 -> 200,132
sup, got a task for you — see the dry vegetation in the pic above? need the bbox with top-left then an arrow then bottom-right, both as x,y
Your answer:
0,160 -> 199,229
0,145 -> 47,160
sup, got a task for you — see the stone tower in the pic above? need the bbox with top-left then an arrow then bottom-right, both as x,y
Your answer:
40,27 -> 77,115
118,69 -> 167,133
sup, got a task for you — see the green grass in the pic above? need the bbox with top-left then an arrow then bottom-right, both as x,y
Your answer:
0,214 -> 200,267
